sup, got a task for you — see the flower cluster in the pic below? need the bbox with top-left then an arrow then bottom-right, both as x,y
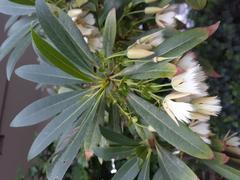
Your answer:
163,53 -> 222,144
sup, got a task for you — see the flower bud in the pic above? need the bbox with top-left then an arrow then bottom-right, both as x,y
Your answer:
127,48 -> 154,59
67,9 -> 83,18
144,7 -> 164,14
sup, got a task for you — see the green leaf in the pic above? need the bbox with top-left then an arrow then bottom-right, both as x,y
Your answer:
100,127 -> 140,146
153,169 -> 164,180
137,154 -> 150,180
47,94 -> 102,180
112,157 -> 140,180
94,146 -> 135,160
127,93 -> 213,159
11,90 -> 88,127
10,0 -> 35,6
185,0 -> 207,10
35,0 -> 98,73
154,23 -> 220,59
121,62 -> 176,80
156,146 -> 199,180
84,98 -> 105,150
203,160 -> 240,180
7,33 -> 32,80
32,30 -> 94,82
28,93 -> 96,160
0,0 -> 35,15
103,8 -> 117,57
0,20 -> 32,62
99,0 -> 130,25
16,64 -> 83,85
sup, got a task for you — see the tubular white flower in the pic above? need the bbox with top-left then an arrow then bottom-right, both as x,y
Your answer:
224,133 -> 240,147
171,65 -> 208,96
189,121 -> 212,144
155,5 -> 177,28
68,9 -> 102,52
163,92 -> 195,125
191,96 -> 222,116
177,52 -> 198,70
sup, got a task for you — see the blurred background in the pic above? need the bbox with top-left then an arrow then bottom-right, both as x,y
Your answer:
0,0 -> 239,179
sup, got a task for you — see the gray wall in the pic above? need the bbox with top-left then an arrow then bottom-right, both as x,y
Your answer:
0,15 -> 44,180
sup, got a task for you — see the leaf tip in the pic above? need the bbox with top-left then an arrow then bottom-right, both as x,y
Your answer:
207,21 -> 220,37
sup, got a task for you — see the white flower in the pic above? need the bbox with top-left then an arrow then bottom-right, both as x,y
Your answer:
224,132 -> 240,147
155,5 -> 177,28
189,121 -> 212,144
191,96 -> 222,116
163,92 -> 195,125
68,9 -> 103,52
86,28 -> 103,53
171,53 -> 209,96
171,65 -> 208,96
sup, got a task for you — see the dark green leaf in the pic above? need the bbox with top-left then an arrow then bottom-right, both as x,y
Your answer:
7,33 -> 32,80
103,8 -> 117,57
16,64 -> 83,85
154,23 -> 219,59
137,154 -> 150,180
127,93 -> 213,159
10,0 -> 35,6
156,146 -> 198,180
112,157 -> 140,180
121,62 -> 176,80
94,147 -> 135,160
153,169 -> 164,180
28,93 -> 96,160
185,0 -> 207,10
36,0 -> 98,72
100,127 -> 140,146
203,160 -> 240,180
0,20 -> 32,62
0,0 -> 35,15
11,90 -> 88,127
32,30 -> 94,82
47,94 -> 102,180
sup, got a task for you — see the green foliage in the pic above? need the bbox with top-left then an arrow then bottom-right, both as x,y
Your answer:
0,0 -> 240,179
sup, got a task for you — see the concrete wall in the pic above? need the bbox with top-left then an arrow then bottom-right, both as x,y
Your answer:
0,15 -> 44,180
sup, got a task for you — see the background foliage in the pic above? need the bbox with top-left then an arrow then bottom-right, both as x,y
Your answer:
189,0 -> 240,135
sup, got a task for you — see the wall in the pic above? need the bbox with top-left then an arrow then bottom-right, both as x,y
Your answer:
0,14 -> 44,180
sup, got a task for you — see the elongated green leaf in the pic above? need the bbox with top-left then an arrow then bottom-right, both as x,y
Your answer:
47,95 -> 101,180
84,98 -> 105,150
0,0 -> 35,15
112,157 -> 140,180
16,64 -> 83,85
127,93 -> 213,159
94,146 -> 135,160
203,160 -> 240,180
10,0 -> 35,6
0,20 -> 32,62
122,62 -> 176,80
100,127 -> 140,146
4,16 -> 19,31
185,0 -> 207,10
153,169 -> 164,180
154,23 -> 219,59
32,31 -> 93,82
7,33 -> 32,80
36,0 -> 97,72
156,146 -> 198,180
28,93 -> 96,160
11,90 -> 88,127
137,154 -> 150,180
103,8 -> 116,57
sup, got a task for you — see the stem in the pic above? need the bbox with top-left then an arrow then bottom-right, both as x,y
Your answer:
106,51 -> 127,60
